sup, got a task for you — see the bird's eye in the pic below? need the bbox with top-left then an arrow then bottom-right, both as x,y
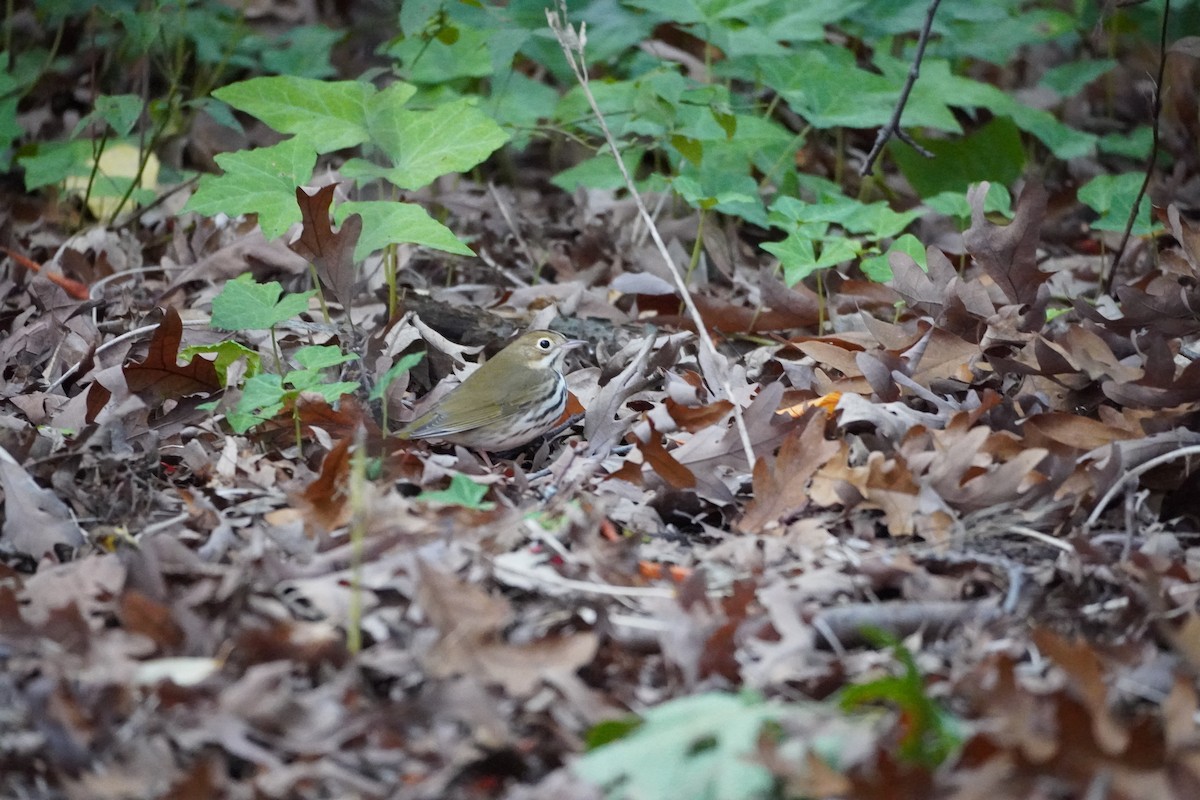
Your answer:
537,337 -> 552,350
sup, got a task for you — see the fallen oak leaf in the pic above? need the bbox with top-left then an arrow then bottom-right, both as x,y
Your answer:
416,562 -> 598,696
123,308 -> 221,400
0,445 -> 85,557
290,185 -> 362,311
665,396 -> 733,432
737,408 -> 839,534
963,180 -> 1050,306
295,436 -> 353,533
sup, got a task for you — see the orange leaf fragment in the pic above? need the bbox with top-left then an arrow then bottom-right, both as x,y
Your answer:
1,246 -> 90,300
778,392 -> 841,418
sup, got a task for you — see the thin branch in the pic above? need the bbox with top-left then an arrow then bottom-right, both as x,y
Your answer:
858,0 -> 942,176
546,3 -> 757,469
1083,442 -> 1200,530
1101,0 -> 1170,296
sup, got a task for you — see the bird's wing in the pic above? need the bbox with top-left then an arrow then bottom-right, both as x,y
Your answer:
402,378 -> 552,437
401,389 -> 507,437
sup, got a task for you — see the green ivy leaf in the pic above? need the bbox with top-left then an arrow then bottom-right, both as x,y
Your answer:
890,117 -> 1025,198
183,137 -> 316,238
1078,172 -> 1157,235
576,691 -> 781,800
1098,127 -> 1153,159
670,134 -> 703,166
925,184 -> 1012,223
288,374 -> 359,401
336,200 -> 474,260
257,26 -> 344,79
210,274 -> 315,331
293,345 -> 357,371
228,373 -> 286,433
213,76 -> 386,152
370,351 -> 425,402
387,23 -> 495,82
19,140 -> 91,190
764,233 -> 861,286
72,94 -> 143,138
417,473 -> 495,510
343,97 -> 509,190
861,233 -> 926,282
552,147 -> 649,193
179,341 -> 262,386
1038,59 -> 1116,96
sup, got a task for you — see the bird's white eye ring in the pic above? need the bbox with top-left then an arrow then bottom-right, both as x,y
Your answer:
537,337 -> 552,350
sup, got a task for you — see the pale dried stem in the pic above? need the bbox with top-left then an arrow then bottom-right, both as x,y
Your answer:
1084,443 -> 1200,530
546,4 -> 757,470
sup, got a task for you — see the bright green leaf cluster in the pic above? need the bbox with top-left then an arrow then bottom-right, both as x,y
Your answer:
1078,172 -> 1159,236
211,273 -> 315,331
226,345 -> 359,434
185,74 -> 506,254
764,177 -> 922,285
838,634 -> 966,768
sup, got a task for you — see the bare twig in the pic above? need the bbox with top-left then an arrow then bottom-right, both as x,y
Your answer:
1101,0 -> 1170,296
486,181 -> 541,282
1084,443 -> 1200,530
858,0 -> 942,176
546,3 -> 757,468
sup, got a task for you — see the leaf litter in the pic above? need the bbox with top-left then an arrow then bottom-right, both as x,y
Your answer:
4,22 -> 1200,800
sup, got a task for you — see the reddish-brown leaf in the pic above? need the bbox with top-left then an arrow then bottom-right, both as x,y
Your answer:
639,424 -> 696,489
297,436 -> 353,532
123,308 -> 221,399
665,397 -> 733,432
289,185 -> 362,310
119,589 -> 184,650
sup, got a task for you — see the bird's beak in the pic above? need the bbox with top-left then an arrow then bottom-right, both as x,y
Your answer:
563,339 -> 588,351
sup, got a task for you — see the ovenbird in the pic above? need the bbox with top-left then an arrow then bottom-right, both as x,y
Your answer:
398,330 -> 586,451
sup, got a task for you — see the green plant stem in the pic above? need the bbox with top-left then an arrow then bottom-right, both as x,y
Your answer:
307,263 -> 333,324
269,326 -> 283,375
680,208 -> 708,318
385,242 -> 398,320
108,46 -> 180,226
685,208 -> 706,284
346,425 -> 368,655
293,406 -> 303,455
3,0 -> 12,69
20,15 -> 66,102
815,270 -> 826,333
106,99 -> 171,225
81,127 -> 111,216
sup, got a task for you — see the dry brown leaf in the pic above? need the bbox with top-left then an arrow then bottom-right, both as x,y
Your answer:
122,308 -> 221,400
289,185 -> 362,311
0,450 -> 85,557
738,409 -> 838,534
964,181 -> 1049,306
